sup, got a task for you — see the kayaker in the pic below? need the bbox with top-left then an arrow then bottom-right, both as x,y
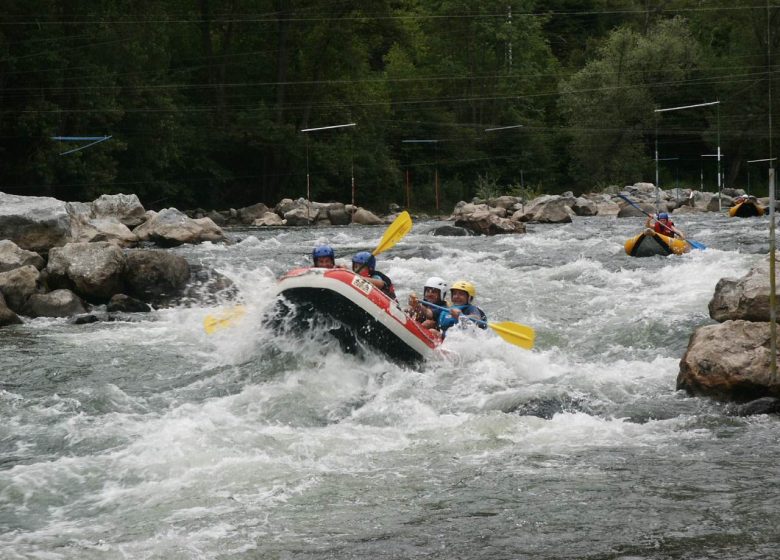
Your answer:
438,280 -> 487,335
645,212 -> 685,239
407,276 -> 449,329
312,245 -> 337,268
352,251 -> 396,300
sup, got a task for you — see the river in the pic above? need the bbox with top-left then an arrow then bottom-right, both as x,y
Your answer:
1,212 -> 778,559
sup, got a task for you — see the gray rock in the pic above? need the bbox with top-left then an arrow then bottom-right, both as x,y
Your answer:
91,193 -> 147,227
24,289 -> 87,318
677,320 -> 780,402
124,250 -> 190,303
0,265 -> 41,312
0,292 -> 22,326
132,208 -> 226,246
0,239 -> 45,272
47,242 -> 126,302
0,191 -> 74,253
106,293 -> 151,313
709,258 -> 780,322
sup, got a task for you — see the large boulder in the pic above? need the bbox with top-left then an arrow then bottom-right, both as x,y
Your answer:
455,209 -> 526,235
0,192 -> 74,253
253,212 -> 284,226
284,206 -> 318,226
351,208 -> 383,225
238,203 -> 271,225
24,289 -> 87,318
91,193 -> 147,227
678,320 -> 780,402
47,242 -> 127,302
515,195 -> 575,223
709,258 -> 779,322
0,265 -> 41,312
0,292 -> 22,326
0,240 -> 45,272
124,250 -> 190,303
132,208 -> 226,246
72,217 -> 139,247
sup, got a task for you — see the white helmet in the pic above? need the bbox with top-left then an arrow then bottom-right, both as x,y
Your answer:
424,276 -> 448,298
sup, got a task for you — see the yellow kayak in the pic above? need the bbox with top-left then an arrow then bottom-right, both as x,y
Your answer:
729,199 -> 764,218
625,229 -> 690,257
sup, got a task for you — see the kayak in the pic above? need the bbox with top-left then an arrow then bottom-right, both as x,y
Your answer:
729,199 -> 765,218
624,229 -> 690,257
274,267 -> 442,364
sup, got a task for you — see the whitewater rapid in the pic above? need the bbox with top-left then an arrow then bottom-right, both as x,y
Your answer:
1,213 -> 778,559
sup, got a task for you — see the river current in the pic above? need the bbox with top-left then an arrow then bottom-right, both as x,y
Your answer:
1,213 -> 778,559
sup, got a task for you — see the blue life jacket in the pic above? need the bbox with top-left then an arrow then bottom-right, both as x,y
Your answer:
438,304 -> 487,334
371,270 -> 396,300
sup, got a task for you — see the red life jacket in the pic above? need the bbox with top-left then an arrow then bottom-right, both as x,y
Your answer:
654,219 -> 675,236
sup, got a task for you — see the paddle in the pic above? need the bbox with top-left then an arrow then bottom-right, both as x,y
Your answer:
616,194 -> 707,250
354,210 -> 412,276
203,305 -> 246,335
203,210 -> 414,334
421,301 -> 535,350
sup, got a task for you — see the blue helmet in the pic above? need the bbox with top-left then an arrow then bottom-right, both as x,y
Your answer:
352,251 -> 376,271
658,212 -> 669,220
312,245 -> 335,262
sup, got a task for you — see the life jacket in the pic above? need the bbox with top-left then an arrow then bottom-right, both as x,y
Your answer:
372,270 -> 396,300
653,219 -> 675,237
438,304 -> 487,334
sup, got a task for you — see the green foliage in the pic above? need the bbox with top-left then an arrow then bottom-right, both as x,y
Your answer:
0,2 -> 778,208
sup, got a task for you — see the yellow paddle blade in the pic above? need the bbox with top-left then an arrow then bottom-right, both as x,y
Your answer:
203,305 -> 246,335
488,321 -> 535,350
372,211 -> 412,256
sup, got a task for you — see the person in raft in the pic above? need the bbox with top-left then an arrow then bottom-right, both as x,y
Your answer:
312,245 -> 337,268
351,251 -> 396,300
644,212 -> 685,239
407,276 -> 449,330
437,280 -> 487,335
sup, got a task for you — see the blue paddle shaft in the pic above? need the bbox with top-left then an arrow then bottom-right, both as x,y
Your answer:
420,300 -> 488,327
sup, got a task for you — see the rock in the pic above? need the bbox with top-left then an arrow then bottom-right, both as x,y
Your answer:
132,208 -> 226,246
124,250 -> 190,303
106,293 -> 151,313
515,195 -> 575,223
0,292 -> 22,326
72,217 -> 139,247
351,208 -> 383,225
0,240 -> 45,272
284,206 -> 318,226
0,191 -> 74,253
0,265 -> 41,312
253,212 -> 284,226
47,242 -> 126,302
709,258 -> 780,322
677,320 -> 780,402
572,197 -> 598,216
238,203 -> 271,224
430,225 -> 472,236
24,289 -> 87,318
729,397 -> 780,416
455,210 -> 526,235
327,206 -> 351,226
91,193 -> 147,227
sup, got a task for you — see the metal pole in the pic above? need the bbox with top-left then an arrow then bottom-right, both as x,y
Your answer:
655,119 -> 660,212
717,102 -> 722,211
768,0 -> 777,381
770,168 -> 777,380
305,136 -> 311,201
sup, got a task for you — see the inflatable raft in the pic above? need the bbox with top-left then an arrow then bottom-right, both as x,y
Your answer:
729,198 -> 765,218
624,229 -> 690,257
274,267 -> 442,364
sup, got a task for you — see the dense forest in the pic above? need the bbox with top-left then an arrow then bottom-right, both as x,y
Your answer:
1,1 -> 779,211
